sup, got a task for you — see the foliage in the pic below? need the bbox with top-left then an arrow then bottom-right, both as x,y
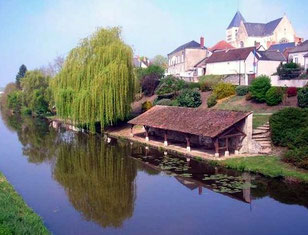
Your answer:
298,87 -> 308,108
207,94 -> 217,108
176,89 -> 202,108
39,56 -> 64,77
283,145 -> 308,170
155,75 -> 186,95
141,74 -> 160,96
151,55 -> 168,69
141,101 -> 153,112
270,107 -> 308,147
199,75 -> 224,91
250,75 -> 271,102
187,82 -> 200,90
235,85 -> 249,96
277,62 -> 301,79
265,87 -> 283,106
287,87 -> 297,97
155,98 -> 173,106
7,90 -> 22,112
51,27 -> 135,132
0,83 -> 17,109
245,92 -> 252,100
15,64 -> 27,89
213,82 -> 235,99
253,114 -> 270,129
0,172 -> 49,234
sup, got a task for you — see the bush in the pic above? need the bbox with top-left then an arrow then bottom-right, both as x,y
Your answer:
141,101 -> 153,112
298,87 -> 308,108
277,62 -> 301,79
207,94 -> 217,108
155,98 -> 173,106
213,82 -> 235,99
250,75 -> 271,102
270,108 -> 308,147
236,85 -> 250,96
265,87 -> 283,106
176,89 -> 202,108
141,74 -> 160,96
245,92 -> 252,101
199,75 -> 224,91
187,82 -> 200,90
7,90 -> 22,112
21,106 -> 32,115
155,75 -> 186,95
287,87 -> 297,97
283,146 -> 308,170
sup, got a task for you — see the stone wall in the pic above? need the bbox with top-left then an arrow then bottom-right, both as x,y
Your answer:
223,74 -> 246,85
271,75 -> 308,88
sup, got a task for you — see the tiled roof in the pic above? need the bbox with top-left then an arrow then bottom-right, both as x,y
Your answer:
168,40 -> 205,55
244,18 -> 282,37
268,42 -> 295,53
128,105 -> 251,138
256,50 -> 286,61
206,47 -> 255,63
289,40 -> 308,53
209,40 -> 234,52
227,11 -> 246,29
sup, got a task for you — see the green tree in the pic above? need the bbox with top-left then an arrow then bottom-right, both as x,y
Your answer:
250,75 -> 271,103
51,27 -> 135,132
177,89 -> 202,108
15,64 -> 27,89
151,55 -> 168,69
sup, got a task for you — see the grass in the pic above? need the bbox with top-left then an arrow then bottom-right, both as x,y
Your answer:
253,114 -> 270,128
218,156 -> 308,183
0,172 -> 49,235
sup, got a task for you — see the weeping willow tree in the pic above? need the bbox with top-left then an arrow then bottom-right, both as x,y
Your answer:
51,27 -> 135,132
53,135 -> 137,228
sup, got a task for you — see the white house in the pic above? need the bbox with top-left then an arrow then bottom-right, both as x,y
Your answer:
304,53 -> 308,70
288,40 -> 308,68
206,47 -> 285,85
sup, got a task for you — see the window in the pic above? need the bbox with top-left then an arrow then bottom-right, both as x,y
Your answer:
240,41 -> 244,48
279,38 -> 288,43
295,57 -> 298,64
181,55 -> 184,63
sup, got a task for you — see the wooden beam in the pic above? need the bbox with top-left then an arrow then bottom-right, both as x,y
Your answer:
214,138 -> 219,154
219,133 -> 245,139
130,124 -> 134,137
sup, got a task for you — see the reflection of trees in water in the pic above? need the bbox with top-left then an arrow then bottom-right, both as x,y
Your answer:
53,135 -> 137,228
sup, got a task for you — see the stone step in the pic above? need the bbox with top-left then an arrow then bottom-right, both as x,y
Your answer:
252,132 -> 271,138
259,148 -> 272,154
255,126 -> 270,131
253,129 -> 269,135
253,136 -> 271,141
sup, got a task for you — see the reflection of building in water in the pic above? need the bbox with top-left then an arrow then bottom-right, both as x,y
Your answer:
53,135 -> 137,228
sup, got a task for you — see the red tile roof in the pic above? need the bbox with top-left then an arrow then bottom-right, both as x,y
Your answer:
206,47 -> 255,63
209,40 -> 234,52
128,106 -> 251,138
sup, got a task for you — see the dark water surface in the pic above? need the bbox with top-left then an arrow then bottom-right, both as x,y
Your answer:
0,112 -> 308,235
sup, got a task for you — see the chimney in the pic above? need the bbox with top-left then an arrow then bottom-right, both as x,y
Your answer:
200,37 -> 205,48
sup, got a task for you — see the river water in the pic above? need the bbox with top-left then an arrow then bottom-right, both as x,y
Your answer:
0,111 -> 308,235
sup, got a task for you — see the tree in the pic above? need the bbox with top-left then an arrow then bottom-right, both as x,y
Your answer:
15,64 -> 27,89
151,55 -> 168,69
51,27 -> 135,132
40,56 -> 65,77
177,89 -> 202,108
250,75 -> 271,103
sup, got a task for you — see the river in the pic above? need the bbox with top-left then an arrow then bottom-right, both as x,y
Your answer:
0,111 -> 308,235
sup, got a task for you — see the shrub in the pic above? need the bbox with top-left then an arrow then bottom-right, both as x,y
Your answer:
207,94 -> 217,108
250,75 -> 271,102
7,90 -> 22,112
155,98 -> 173,106
176,89 -> 202,108
235,85 -> 250,96
277,62 -> 301,79
187,82 -> 200,90
141,101 -> 153,112
213,82 -> 235,99
21,106 -> 32,115
245,92 -> 252,101
283,146 -> 308,170
155,75 -> 186,95
141,74 -> 160,96
287,87 -> 297,97
199,75 -> 224,91
298,87 -> 308,108
270,108 -> 308,147
265,87 -> 283,106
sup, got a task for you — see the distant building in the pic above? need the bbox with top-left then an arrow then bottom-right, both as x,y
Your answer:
226,11 -> 302,49
133,56 -> 150,68
206,47 -> 286,85
288,40 -> 308,68
209,40 -> 234,53
167,37 -> 210,81
268,42 -> 295,61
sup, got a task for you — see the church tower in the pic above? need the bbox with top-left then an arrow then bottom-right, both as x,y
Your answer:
226,11 -> 245,47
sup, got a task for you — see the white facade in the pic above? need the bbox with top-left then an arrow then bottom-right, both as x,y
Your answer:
257,60 -> 281,77
305,57 -> 308,70
289,51 -> 307,68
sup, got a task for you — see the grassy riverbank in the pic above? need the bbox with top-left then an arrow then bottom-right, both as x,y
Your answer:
0,172 -> 49,235
217,156 -> 308,183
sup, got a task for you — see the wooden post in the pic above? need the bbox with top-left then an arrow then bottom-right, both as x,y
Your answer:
198,186 -> 202,195
214,138 -> 219,157
144,126 -> 149,141
130,124 -> 134,137
186,136 -> 191,152
164,131 -> 168,146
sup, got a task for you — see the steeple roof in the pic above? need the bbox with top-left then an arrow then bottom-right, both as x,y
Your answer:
227,11 -> 246,29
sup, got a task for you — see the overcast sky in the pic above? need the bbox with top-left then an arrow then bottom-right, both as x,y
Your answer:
1,0 -> 307,87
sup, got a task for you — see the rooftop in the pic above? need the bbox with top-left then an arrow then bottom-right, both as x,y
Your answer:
256,50 -> 286,61
128,105 -> 251,138
209,40 -> 234,52
243,18 -> 282,37
206,47 -> 255,63
168,40 -> 205,55
227,11 -> 246,29
289,40 -> 308,53
268,42 -> 296,53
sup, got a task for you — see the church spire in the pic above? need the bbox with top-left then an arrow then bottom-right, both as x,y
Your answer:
227,11 -> 246,29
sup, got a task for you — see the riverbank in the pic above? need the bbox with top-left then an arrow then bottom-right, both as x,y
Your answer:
0,172 -> 49,235
217,156 -> 308,183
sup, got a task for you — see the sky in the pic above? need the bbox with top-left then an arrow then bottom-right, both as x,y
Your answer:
1,0 -> 308,87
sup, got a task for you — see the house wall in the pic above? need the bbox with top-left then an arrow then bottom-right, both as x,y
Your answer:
305,57 -> 308,70
257,60 -> 281,77
185,48 -> 208,71
271,75 -> 308,87
167,50 -> 185,75
226,27 -> 239,47
239,113 -> 254,154
289,51 -> 307,67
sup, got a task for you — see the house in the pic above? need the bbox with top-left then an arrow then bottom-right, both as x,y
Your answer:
205,47 -> 285,85
288,40 -> 308,67
304,53 -> 308,70
226,11 -> 302,49
128,105 -> 254,157
133,56 -> 150,68
209,40 -> 234,53
167,37 -> 210,81
268,42 -> 296,61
